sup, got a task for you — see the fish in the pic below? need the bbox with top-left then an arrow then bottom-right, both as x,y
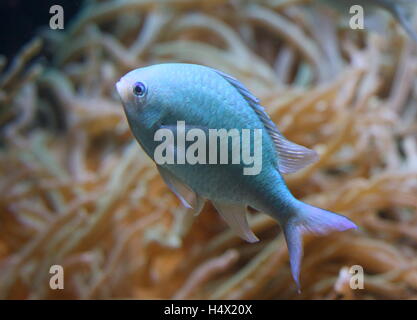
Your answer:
116,63 -> 357,291
316,0 -> 417,42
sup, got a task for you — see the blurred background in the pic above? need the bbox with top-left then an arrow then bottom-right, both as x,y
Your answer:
1,0 -> 417,299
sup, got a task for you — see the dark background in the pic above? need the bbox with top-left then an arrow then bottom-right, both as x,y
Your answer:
0,0 -> 82,61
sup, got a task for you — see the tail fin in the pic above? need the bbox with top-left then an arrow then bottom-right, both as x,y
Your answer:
281,201 -> 357,292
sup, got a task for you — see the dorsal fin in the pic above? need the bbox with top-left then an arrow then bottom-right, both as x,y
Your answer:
212,68 -> 319,174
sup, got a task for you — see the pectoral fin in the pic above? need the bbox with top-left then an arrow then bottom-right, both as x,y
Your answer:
212,201 -> 259,243
157,165 -> 205,215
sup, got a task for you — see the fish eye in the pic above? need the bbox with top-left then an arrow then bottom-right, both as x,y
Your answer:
132,82 -> 147,97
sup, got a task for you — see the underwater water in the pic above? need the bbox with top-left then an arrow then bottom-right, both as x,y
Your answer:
0,0 -> 417,300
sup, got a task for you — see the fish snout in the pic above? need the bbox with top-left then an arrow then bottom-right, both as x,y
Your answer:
115,79 -> 129,102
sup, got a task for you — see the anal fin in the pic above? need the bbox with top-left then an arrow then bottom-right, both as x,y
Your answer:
212,201 -> 259,243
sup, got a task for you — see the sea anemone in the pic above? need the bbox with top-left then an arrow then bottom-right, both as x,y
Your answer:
1,0 -> 417,299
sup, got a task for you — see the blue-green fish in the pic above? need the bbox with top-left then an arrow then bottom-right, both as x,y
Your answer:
116,63 -> 357,291
317,0 -> 417,42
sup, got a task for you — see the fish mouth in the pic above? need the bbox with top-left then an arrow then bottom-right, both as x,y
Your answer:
115,79 -> 128,102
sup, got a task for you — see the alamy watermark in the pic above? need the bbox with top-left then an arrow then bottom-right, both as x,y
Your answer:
49,4 -> 365,30
46,263 -> 364,292
49,264 -> 64,290
349,264 -> 364,290
153,121 -> 263,175
47,4 -> 367,31
349,5 -> 365,30
49,5 -> 64,30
